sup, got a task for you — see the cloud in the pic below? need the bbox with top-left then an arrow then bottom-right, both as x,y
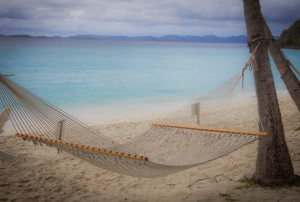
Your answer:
0,0 -> 299,37
261,0 -> 300,23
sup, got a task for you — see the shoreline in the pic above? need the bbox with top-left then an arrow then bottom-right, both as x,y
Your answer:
0,90 -> 293,136
63,98 -> 192,126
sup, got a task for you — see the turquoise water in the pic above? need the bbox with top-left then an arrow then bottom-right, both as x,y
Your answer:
0,37 -> 299,114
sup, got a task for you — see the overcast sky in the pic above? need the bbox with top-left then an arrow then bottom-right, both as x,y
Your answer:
0,0 -> 299,37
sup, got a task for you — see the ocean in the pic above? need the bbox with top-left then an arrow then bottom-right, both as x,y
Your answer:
0,37 -> 299,123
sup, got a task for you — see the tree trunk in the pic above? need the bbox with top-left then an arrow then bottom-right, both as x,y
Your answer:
243,0 -> 296,186
263,19 -> 300,111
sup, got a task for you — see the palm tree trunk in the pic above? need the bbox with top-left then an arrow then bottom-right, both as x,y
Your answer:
243,0 -> 296,186
262,19 -> 300,111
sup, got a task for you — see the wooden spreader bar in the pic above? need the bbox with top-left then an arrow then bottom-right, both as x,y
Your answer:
15,133 -> 148,162
152,122 -> 268,136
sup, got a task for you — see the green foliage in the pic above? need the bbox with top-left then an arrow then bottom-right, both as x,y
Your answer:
240,178 -> 255,185
219,193 -> 238,202
277,19 -> 300,48
269,184 -> 289,190
234,184 -> 251,190
234,176 -> 300,190
234,178 -> 255,190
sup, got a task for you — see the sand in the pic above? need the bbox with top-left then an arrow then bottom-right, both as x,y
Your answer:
0,97 -> 300,202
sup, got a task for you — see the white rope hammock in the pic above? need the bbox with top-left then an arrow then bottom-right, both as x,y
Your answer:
0,108 -> 11,134
0,51 -> 270,177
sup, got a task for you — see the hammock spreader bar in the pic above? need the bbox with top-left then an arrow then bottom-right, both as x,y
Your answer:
15,133 -> 149,162
152,122 -> 268,136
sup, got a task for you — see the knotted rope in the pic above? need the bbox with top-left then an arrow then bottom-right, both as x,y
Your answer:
241,41 -> 261,88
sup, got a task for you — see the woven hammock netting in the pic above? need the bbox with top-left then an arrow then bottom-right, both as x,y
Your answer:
0,66 -> 289,178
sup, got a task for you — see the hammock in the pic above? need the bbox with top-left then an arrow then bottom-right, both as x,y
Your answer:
0,108 -> 11,134
0,67 -> 268,177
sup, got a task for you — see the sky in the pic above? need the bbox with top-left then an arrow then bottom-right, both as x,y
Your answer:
0,0 -> 299,37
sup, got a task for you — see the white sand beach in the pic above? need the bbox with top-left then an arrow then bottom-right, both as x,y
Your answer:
0,97 -> 299,202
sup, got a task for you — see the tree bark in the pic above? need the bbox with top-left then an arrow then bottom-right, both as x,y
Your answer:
262,19 -> 300,111
243,0 -> 296,186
